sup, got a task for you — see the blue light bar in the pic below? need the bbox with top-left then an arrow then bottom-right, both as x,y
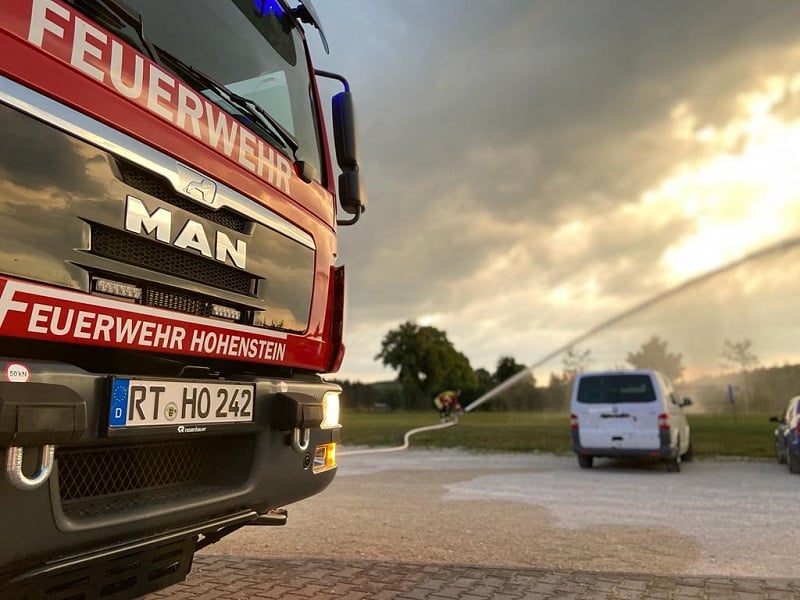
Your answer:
253,0 -> 284,17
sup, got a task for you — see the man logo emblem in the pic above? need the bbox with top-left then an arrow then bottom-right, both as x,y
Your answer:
184,178 -> 217,205
125,196 -> 247,268
177,163 -> 218,206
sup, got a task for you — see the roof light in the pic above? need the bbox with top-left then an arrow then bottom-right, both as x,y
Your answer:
253,0 -> 284,17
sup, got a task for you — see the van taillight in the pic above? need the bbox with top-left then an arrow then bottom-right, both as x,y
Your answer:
658,413 -> 670,431
570,414 -> 579,430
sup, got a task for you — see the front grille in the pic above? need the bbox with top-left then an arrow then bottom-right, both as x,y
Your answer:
91,225 -> 255,295
56,437 -> 255,520
117,160 -> 249,233
144,288 -> 213,317
58,442 -> 204,502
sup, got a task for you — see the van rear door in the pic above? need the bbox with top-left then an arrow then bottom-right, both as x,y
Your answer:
575,373 -> 660,450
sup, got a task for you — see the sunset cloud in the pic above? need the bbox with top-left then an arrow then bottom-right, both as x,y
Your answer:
311,0 -> 800,381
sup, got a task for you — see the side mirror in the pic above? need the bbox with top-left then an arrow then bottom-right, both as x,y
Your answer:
681,397 -> 693,407
338,170 -> 365,215
316,70 -> 366,226
331,91 -> 365,225
332,91 -> 358,170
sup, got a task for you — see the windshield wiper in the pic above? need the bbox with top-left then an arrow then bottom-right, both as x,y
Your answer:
66,0 -> 162,65
226,85 -> 301,157
68,1 -> 315,183
155,47 -> 299,158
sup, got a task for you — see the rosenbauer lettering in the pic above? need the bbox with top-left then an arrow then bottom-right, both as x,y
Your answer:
24,0 -> 294,195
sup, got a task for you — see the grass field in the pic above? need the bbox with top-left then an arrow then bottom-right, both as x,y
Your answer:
340,410 -> 778,458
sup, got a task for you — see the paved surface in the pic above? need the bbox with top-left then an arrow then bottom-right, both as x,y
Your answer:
147,555 -> 800,599
143,450 -> 800,598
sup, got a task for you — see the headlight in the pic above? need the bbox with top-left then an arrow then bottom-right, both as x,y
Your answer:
320,391 -> 340,429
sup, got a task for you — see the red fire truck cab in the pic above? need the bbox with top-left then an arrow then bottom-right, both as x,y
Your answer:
0,0 -> 364,596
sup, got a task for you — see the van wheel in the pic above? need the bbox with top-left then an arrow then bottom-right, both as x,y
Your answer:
788,451 -> 800,474
666,455 -> 681,473
681,441 -> 693,462
776,441 -> 786,464
578,455 -> 593,469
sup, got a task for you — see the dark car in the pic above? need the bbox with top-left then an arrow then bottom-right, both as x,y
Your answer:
771,396 -> 800,473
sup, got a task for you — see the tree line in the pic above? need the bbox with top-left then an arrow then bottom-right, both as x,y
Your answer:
332,320 -> 795,414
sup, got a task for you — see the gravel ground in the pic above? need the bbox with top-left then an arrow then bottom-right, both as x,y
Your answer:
203,448 -> 793,578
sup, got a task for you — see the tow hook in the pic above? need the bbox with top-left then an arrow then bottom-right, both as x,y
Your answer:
272,392 -> 322,454
291,427 -> 311,452
5,445 -> 55,490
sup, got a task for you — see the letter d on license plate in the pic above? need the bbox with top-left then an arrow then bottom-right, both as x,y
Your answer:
109,378 -> 254,429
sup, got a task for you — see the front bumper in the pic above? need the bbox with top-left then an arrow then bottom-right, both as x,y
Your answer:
2,511 -> 258,599
0,358 -> 339,587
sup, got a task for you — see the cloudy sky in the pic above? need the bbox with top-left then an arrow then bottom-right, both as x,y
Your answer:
307,1 -> 800,383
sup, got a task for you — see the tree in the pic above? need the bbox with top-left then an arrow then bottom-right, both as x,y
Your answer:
494,355 -> 527,384
487,356 -> 536,411
541,371 -> 570,412
721,339 -> 759,372
473,367 -> 494,398
553,346 -> 593,408
721,338 -> 760,413
626,335 -> 684,381
375,321 -> 478,409
561,346 -> 593,386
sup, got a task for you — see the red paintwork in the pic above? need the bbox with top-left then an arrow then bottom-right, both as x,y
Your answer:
0,0 -> 342,373
0,275 -> 331,370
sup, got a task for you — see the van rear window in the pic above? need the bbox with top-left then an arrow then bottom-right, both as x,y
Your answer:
577,374 -> 656,404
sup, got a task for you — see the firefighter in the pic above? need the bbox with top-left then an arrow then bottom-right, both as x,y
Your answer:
433,389 -> 462,423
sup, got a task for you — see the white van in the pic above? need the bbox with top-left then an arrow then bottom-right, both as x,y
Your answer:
570,370 -> 692,472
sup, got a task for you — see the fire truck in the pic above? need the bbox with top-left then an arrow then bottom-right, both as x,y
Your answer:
0,0 -> 364,596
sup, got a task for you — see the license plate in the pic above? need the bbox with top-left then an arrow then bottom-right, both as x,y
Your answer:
109,378 -> 254,428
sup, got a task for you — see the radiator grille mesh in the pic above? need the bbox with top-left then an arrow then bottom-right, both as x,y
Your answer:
91,225 -> 254,295
57,442 -> 204,502
144,288 -> 213,317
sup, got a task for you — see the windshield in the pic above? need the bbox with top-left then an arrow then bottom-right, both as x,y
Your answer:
124,0 -> 322,180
